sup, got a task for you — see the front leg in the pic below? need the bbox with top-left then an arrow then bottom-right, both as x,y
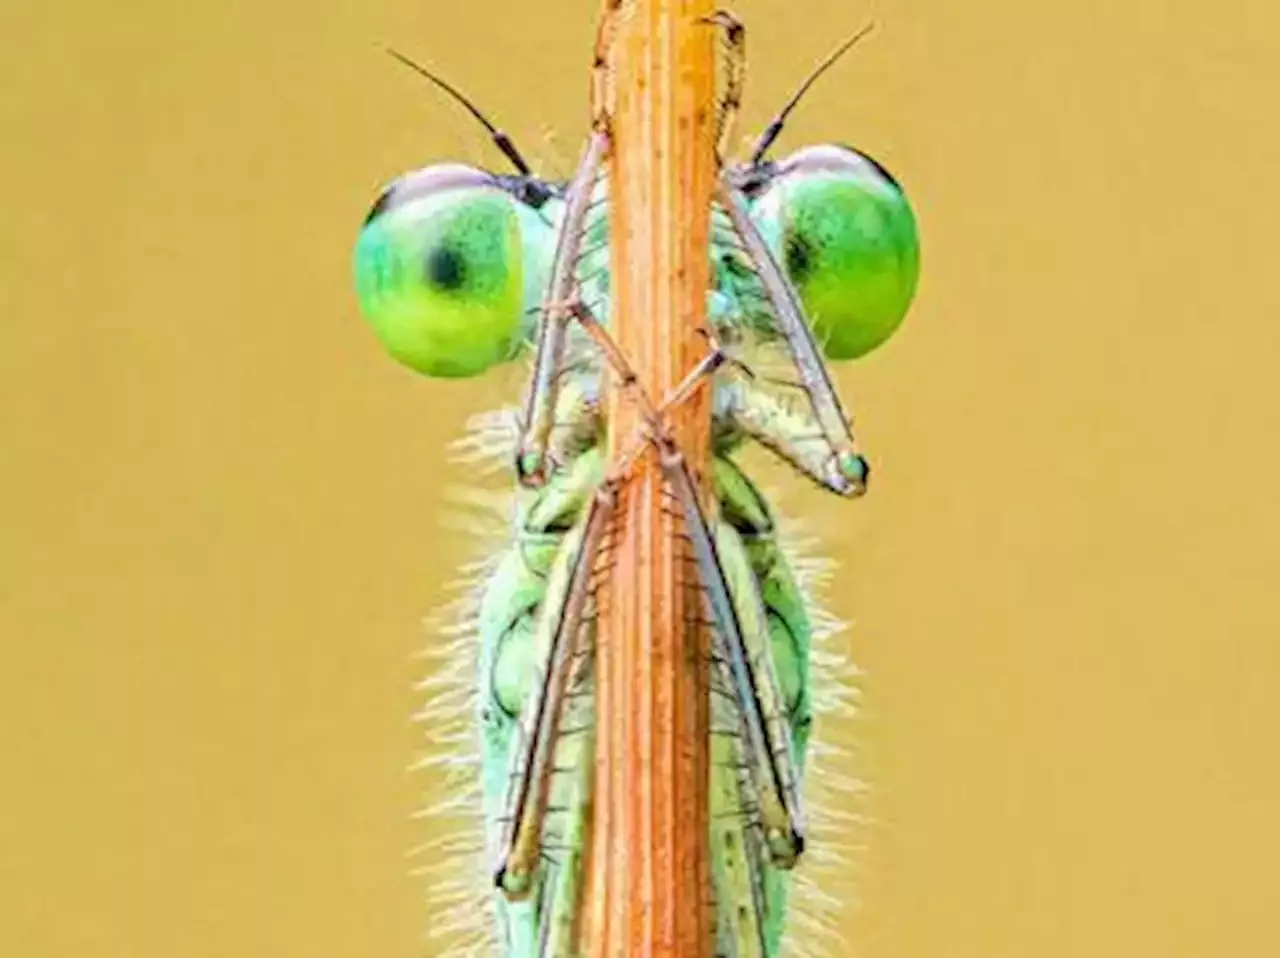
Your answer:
513,0 -> 626,489
514,134 -> 609,487
716,377 -> 869,497
714,176 -> 867,485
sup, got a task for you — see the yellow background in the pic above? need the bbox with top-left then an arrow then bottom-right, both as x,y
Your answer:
4,0 -> 1278,955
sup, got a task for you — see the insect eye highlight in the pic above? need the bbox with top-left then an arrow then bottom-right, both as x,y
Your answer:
751,144 -> 921,360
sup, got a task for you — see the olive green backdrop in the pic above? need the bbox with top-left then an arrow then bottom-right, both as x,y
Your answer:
4,0 -> 1278,955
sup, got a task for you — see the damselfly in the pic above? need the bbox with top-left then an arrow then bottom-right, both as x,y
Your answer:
354,3 -> 918,954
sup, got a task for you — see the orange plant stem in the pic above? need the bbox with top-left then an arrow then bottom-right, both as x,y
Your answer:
580,0 -> 718,955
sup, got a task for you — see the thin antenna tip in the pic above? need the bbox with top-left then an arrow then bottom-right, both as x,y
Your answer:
381,43 -> 536,178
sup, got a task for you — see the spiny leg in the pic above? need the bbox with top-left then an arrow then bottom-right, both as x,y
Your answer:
710,718 -> 770,957
561,299 -> 730,484
655,433 -> 807,866
514,131 -> 609,486
569,301 -> 724,411
713,176 -> 868,489
550,294 -> 805,853
719,378 -> 868,496
530,256 -> 813,896
709,511 -> 804,958
517,298 -> 721,504
520,303 -> 837,524
537,722 -> 593,957
516,0 -> 627,488
530,333 -> 813,953
494,481 -> 618,897
477,449 -> 612,953
560,301 -> 806,858
508,352 -> 828,955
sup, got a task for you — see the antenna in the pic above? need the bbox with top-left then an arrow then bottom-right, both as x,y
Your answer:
748,21 -> 876,167
385,47 -> 535,177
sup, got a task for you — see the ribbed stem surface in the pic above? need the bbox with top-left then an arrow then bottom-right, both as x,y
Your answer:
580,1 -> 717,955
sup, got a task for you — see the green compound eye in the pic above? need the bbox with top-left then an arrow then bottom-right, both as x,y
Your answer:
751,145 -> 920,360
354,164 -> 552,378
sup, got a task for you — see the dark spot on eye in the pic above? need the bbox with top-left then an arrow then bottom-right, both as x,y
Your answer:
425,244 -> 466,291
784,230 -> 815,284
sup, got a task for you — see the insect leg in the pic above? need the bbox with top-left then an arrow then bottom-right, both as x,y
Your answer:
710,719 -> 769,957
515,131 -> 609,486
562,300 -> 728,479
536,718 -> 593,957
714,176 -> 869,490
567,300 -> 724,416
655,434 -> 807,868
494,480 -> 618,898
720,378 -> 868,497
